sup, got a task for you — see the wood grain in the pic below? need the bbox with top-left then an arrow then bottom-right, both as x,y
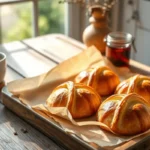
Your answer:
1,88 -> 97,150
0,67 -> 63,150
2,84 -> 150,150
1,34 -> 150,150
23,34 -> 150,76
0,52 -> 64,150
0,42 -> 57,78
23,34 -> 85,63
130,59 -> 150,75
0,103 -> 63,150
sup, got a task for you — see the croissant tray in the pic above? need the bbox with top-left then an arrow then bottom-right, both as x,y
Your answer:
2,86 -> 150,150
2,46 -> 150,150
2,77 -> 150,149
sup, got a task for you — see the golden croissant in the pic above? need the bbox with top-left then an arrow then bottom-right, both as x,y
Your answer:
46,81 -> 101,119
115,74 -> 150,103
97,93 -> 150,135
75,66 -> 120,96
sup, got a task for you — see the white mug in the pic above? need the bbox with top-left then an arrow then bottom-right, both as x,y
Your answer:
0,52 -> 6,83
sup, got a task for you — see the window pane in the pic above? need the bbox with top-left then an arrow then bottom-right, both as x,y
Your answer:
0,2 -> 32,43
38,0 -> 65,35
0,0 -> 65,43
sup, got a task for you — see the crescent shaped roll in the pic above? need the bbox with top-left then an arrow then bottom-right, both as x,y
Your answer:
46,81 -> 101,119
75,66 -> 120,96
97,93 -> 150,135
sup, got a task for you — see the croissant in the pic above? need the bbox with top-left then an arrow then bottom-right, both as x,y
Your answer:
75,66 -> 120,96
97,93 -> 150,135
115,74 -> 150,103
46,81 -> 101,119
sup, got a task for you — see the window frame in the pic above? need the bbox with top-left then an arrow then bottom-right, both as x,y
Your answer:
0,0 -> 85,43
66,3 -> 87,42
0,0 -> 38,44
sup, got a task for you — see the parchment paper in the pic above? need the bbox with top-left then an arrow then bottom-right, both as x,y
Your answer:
8,46 -> 148,148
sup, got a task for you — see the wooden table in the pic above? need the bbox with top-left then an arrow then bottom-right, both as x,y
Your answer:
0,34 -> 85,150
0,34 -> 150,150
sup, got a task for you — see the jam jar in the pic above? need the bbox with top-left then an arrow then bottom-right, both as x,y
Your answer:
105,32 -> 134,67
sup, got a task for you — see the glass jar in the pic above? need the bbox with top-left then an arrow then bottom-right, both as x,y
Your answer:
105,32 -> 134,67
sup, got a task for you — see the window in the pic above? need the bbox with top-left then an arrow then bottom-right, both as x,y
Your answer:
0,0 -> 70,43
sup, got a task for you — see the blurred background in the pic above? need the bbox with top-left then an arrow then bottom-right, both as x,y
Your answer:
0,0 -> 150,66
0,0 -> 65,43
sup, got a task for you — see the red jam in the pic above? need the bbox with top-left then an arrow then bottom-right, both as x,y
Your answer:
106,45 -> 131,67
104,32 -> 133,67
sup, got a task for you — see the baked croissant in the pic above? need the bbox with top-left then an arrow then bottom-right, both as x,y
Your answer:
75,66 -> 120,96
115,74 -> 150,103
97,93 -> 150,135
46,81 -> 101,119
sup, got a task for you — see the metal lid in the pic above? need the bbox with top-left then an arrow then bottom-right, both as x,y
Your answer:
104,32 -> 137,52
105,32 -> 133,44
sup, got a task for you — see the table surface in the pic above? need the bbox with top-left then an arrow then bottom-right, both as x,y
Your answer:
0,34 -> 150,150
0,34 -> 85,150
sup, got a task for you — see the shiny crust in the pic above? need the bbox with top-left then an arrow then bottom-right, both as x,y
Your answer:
97,93 -> 150,135
115,74 -> 150,103
46,81 -> 101,119
75,66 -> 120,96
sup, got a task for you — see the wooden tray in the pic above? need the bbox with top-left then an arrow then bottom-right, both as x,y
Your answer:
1,62 -> 150,150
1,87 -> 98,150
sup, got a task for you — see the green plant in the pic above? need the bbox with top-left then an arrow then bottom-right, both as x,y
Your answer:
3,0 -> 65,42
39,0 -> 65,35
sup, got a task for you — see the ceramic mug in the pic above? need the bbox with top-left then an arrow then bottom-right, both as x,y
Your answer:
0,52 -> 6,83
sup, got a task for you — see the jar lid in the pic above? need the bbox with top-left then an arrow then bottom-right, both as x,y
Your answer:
105,32 -> 133,44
